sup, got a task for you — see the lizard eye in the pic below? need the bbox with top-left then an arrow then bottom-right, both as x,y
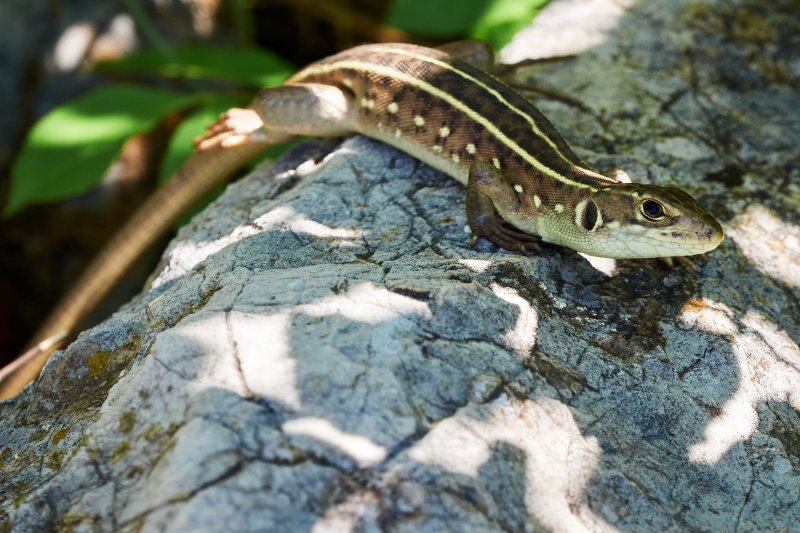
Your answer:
641,199 -> 666,221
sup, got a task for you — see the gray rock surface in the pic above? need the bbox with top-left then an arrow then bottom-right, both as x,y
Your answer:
3,0 -> 800,531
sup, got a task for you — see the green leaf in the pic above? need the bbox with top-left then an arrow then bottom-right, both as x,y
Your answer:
386,0 -> 548,48
6,85 -> 199,215
97,45 -> 294,88
470,0 -> 548,48
387,0 -> 491,36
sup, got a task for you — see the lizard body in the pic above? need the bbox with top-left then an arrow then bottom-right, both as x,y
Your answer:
0,41 -> 723,398
277,42 -> 722,258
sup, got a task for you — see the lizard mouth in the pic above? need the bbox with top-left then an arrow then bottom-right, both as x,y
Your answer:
707,225 -> 725,245
648,218 -> 724,247
604,221 -> 724,258
684,220 -> 724,250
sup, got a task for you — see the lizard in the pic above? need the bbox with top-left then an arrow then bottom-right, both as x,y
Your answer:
0,41 -> 723,399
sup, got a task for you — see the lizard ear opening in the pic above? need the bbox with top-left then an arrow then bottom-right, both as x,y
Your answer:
578,199 -> 600,231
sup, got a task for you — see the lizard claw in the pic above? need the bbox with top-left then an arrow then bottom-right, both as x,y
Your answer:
658,255 -> 700,270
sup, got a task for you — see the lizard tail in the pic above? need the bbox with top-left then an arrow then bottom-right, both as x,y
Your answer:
0,140 -> 269,400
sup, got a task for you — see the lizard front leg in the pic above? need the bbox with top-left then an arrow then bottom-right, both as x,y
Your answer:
466,161 -> 542,253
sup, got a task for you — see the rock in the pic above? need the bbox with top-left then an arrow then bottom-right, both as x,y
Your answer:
3,0 -> 800,531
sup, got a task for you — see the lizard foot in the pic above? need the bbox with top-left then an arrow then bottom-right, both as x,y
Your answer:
194,108 -> 269,151
658,255 -> 702,270
469,222 -> 543,255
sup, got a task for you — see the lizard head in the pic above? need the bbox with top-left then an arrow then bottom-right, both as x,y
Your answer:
553,183 -> 724,259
